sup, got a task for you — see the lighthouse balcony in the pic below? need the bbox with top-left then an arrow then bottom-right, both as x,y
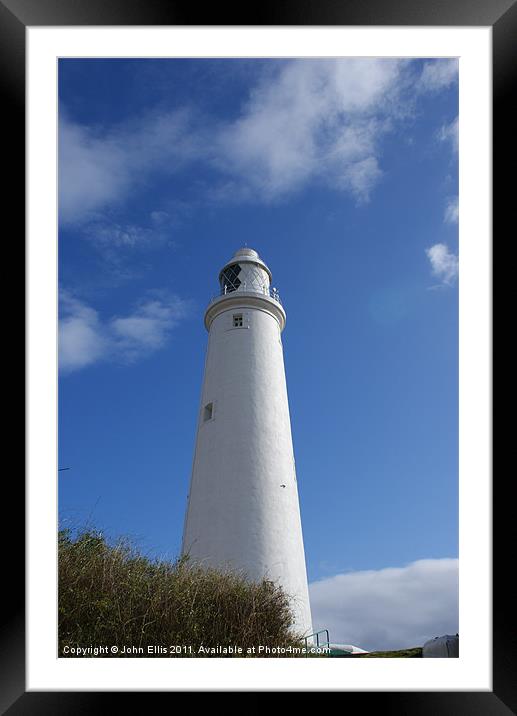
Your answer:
209,285 -> 282,305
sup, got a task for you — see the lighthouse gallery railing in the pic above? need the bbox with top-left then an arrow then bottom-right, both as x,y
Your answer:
209,285 -> 282,304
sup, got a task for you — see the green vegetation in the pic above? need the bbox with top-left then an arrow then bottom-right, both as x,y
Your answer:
58,529 -> 308,658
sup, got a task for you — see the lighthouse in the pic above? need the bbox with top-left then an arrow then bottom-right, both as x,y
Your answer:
181,247 -> 312,637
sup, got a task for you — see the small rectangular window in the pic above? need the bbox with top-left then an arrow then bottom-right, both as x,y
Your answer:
203,403 -> 213,422
233,314 -> 243,328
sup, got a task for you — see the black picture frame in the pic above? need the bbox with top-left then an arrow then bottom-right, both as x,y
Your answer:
8,0 -> 504,710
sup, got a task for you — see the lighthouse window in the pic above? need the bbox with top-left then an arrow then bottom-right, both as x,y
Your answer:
221,264 -> 241,292
233,314 -> 243,327
203,403 -> 213,422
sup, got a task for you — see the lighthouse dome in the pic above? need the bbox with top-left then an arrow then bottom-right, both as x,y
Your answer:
234,247 -> 260,259
218,247 -> 273,294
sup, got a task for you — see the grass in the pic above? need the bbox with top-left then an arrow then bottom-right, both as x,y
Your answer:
59,528 -> 426,659
58,528 -> 310,658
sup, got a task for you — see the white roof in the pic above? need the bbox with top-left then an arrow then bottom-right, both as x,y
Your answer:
329,643 -> 369,654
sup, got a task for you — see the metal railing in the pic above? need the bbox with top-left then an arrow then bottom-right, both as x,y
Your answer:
304,629 -> 331,657
209,285 -> 282,304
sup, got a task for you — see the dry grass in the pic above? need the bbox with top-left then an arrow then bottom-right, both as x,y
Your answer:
58,529 -> 308,658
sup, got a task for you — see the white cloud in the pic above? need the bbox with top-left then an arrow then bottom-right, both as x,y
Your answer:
109,297 -> 188,363
426,243 -> 459,285
215,60 -> 404,202
59,290 -> 191,372
59,117 -> 130,225
438,116 -> 459,154
62,226 -> 138,285
309,558 -> 458,652
59,292 -> 107,371
84,221 -> 156,249
444,196 -> 459,224
418,59 -> 458,93
59,109 -> 198,225
150,210 -> 170,225
75,218 -> 179,282
60,59 -> 458,220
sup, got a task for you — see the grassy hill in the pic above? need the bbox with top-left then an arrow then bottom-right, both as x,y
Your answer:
58,528 -> 308,657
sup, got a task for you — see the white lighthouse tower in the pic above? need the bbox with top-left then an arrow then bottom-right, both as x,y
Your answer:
182,247 -> 312,637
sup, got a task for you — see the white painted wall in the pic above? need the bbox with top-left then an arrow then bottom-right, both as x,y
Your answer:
182,252 -> 312,637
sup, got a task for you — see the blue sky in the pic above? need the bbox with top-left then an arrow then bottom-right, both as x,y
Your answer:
58,58 -> 458,650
